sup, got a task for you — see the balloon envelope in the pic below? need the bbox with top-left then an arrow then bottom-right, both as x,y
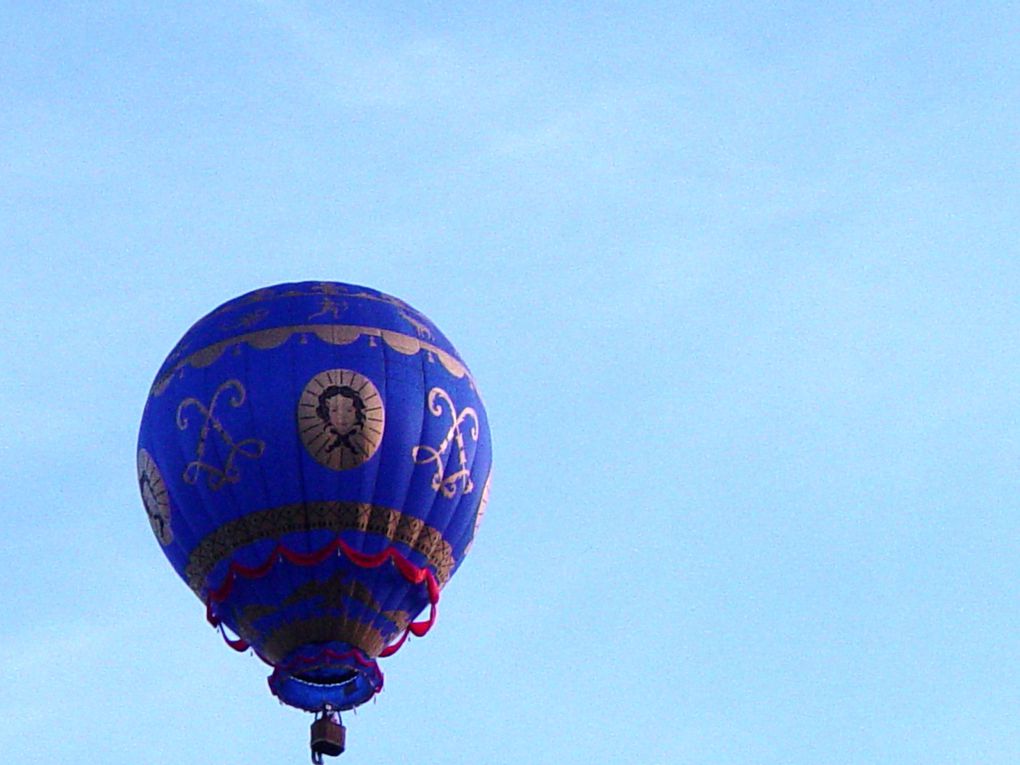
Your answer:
138,281 -> 491,710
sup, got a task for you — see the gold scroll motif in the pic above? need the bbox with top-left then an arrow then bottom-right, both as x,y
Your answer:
138,449 -> 173,545
185,501 -> 455,594
412,387 -> 479,498
233,573 -> 411,659
298,369 -> 385,471
176,379 -> 266,491
150,324 -> 470,398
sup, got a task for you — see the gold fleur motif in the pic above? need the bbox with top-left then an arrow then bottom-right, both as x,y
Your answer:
176,379 -> 266,490
412,387 -> 479,498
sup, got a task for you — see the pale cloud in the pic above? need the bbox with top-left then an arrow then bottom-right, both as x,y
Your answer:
480,87 -> 662,174
250,0 -> 501,108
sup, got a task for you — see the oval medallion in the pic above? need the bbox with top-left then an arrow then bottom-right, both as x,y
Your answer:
138,448 -> 173,545
298,369 -> 385,470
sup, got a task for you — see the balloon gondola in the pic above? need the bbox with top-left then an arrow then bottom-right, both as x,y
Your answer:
137,281 -> 492,759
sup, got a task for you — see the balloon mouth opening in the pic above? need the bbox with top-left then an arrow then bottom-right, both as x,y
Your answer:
269,644 -> 383,712
293,669 -> 358,686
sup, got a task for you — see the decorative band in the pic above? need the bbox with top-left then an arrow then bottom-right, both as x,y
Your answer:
185,501 -> 455,594
230,575 -> 413,657
262,615 -> 390,661
151,323 -> 470,397
207,536 -> 440,662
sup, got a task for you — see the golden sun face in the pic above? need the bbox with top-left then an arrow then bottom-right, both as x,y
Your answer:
138,448 -> 173,545
298,369 -> 385,471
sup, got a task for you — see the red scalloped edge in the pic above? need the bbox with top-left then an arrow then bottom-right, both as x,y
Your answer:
268,646 -> 385,697
204,536 -> 441,659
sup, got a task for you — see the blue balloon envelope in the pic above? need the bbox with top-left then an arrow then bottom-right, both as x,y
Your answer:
138,282 -> 492,712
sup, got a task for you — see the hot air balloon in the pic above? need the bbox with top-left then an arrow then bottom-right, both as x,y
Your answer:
137,281 -> 492,761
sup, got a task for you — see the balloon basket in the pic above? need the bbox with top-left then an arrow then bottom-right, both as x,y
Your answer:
311,711 -> 346,762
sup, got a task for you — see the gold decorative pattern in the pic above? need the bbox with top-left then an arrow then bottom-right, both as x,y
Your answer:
398,308 -> 433,339
209,282 -> 414,310
235,573 -> 411,648
309,297 -> 346,320
412,387 -> 480,498
176,379 -> 266,491
285,573 -> 370,611
150,324 -> 470,397
203,283 -> 429,333
298,369 -> 384,470
464,470 -> 492,556
185,501 -> 455,593
219,308 -> 269,332
138,449 -> 173,545
260,615 -> 389,661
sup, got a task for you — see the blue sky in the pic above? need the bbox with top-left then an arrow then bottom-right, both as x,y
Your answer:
2,2 -> 1020,763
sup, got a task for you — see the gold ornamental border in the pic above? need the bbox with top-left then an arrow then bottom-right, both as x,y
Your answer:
231,576 -> 413,661
185,501 -> 455,594
261,615 -> 391,661
151,324 -> 471,398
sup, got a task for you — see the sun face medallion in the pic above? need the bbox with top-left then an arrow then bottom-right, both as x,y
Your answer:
298,369 -> 385,471
138,448 -> 173,545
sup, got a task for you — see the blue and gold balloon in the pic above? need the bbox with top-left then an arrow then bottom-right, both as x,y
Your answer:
138,282 -> 492,712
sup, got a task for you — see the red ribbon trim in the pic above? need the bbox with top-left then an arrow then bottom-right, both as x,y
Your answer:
218,623 -> 251,652
204,536 -> 440,659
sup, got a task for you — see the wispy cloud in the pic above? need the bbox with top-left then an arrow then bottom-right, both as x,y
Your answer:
250,0 -> 499,108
